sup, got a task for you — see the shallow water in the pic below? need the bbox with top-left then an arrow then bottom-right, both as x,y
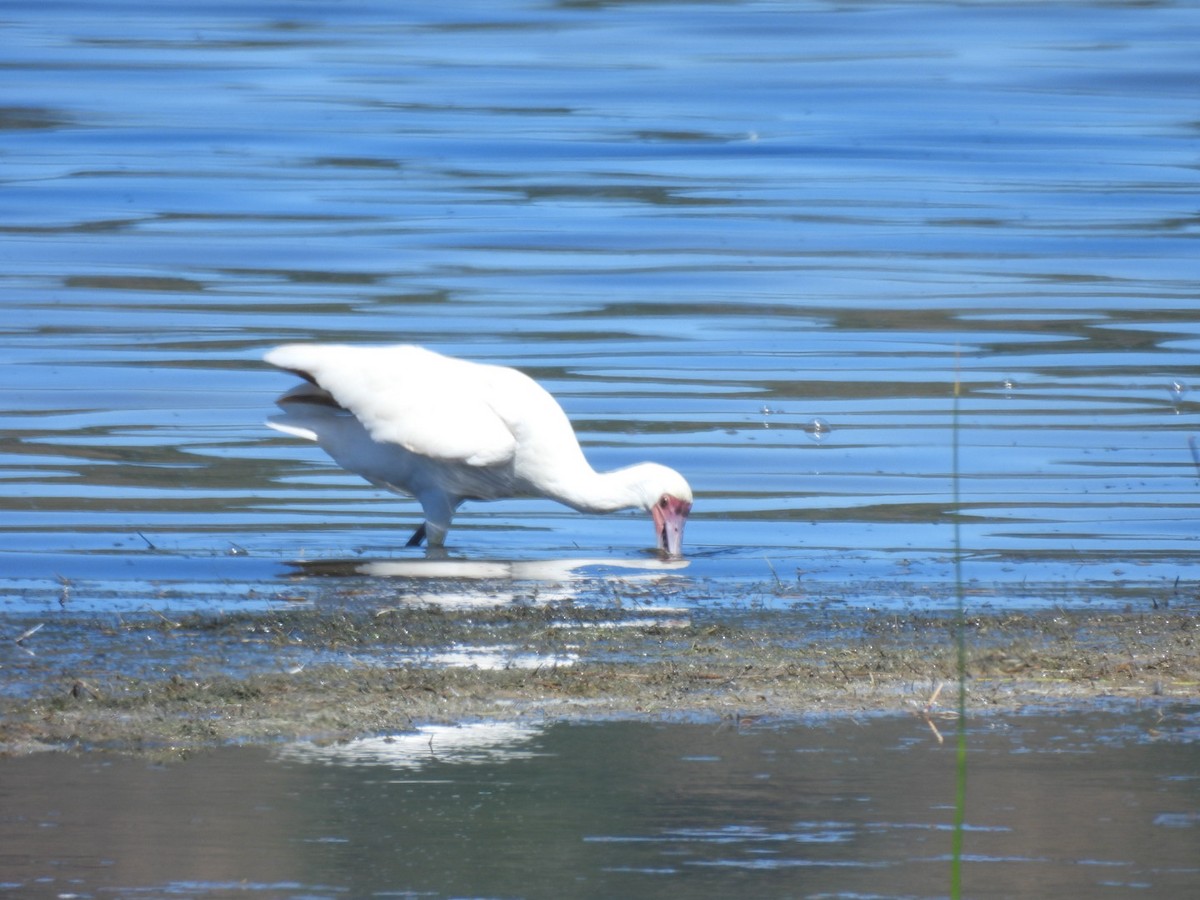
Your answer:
2,707 -> 1198,899
3,0 -> 1200,614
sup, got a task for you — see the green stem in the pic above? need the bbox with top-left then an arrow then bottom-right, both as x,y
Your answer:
951,361 -> 968,898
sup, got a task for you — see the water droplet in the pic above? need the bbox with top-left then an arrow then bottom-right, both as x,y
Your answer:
760,405 -> 785,429
1002,377 -> 1016,392
805,418 -> 832,442
1169,380 -> 1186,412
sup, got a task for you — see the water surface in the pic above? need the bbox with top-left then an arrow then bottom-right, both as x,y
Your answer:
2,1 -> 1199,613
2,708 -> 1197,898
3,10 -> 1198,900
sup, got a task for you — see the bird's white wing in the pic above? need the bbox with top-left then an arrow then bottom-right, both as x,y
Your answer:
265,344 -> 518,466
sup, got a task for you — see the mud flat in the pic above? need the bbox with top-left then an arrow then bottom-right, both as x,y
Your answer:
2,587 -> 1196,756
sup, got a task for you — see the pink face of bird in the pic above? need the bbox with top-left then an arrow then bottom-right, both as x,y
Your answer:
651,494 -> 692,558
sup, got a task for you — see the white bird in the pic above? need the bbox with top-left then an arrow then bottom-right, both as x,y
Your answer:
264,344 -> 693,555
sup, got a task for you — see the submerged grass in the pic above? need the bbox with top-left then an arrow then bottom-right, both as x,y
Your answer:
0,601 -> 1195,757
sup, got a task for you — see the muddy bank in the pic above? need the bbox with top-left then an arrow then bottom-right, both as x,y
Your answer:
1,597 -> 1196,756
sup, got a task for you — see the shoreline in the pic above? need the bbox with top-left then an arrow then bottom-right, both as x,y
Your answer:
2,602 -> 1196,756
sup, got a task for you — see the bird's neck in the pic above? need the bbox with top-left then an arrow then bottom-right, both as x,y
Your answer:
536,463 -> 651,515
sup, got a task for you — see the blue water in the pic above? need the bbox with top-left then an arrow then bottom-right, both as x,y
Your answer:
3,0 -> 1199,612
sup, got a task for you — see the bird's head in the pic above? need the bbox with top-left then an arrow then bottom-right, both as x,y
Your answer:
633,464 -> 692,558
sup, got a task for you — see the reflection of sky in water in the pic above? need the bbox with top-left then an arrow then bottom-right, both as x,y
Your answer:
1,0 -> 1198,613
425,645 -> 579,670
280,721 -> 546,769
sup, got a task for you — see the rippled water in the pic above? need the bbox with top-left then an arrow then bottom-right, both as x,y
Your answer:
3,708 -> 1198,898
2,7 -> 1199,896
3,0 -> 1200,613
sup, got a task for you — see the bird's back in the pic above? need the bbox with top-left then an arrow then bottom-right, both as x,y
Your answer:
265,343 -> 588,503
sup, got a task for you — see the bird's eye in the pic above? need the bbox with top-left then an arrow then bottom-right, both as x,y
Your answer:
659,496 -> 670,507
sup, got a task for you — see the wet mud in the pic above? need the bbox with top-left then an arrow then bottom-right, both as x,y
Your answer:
2,586 -> 1196,757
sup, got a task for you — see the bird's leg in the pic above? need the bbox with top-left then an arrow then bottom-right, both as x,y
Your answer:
423,522 -> 449,548
405,522 -> 427,547
412,495 -> 454,551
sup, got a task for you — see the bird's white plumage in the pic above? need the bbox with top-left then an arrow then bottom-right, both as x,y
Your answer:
265,344 -> 519,467
264,343 -> 693,553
